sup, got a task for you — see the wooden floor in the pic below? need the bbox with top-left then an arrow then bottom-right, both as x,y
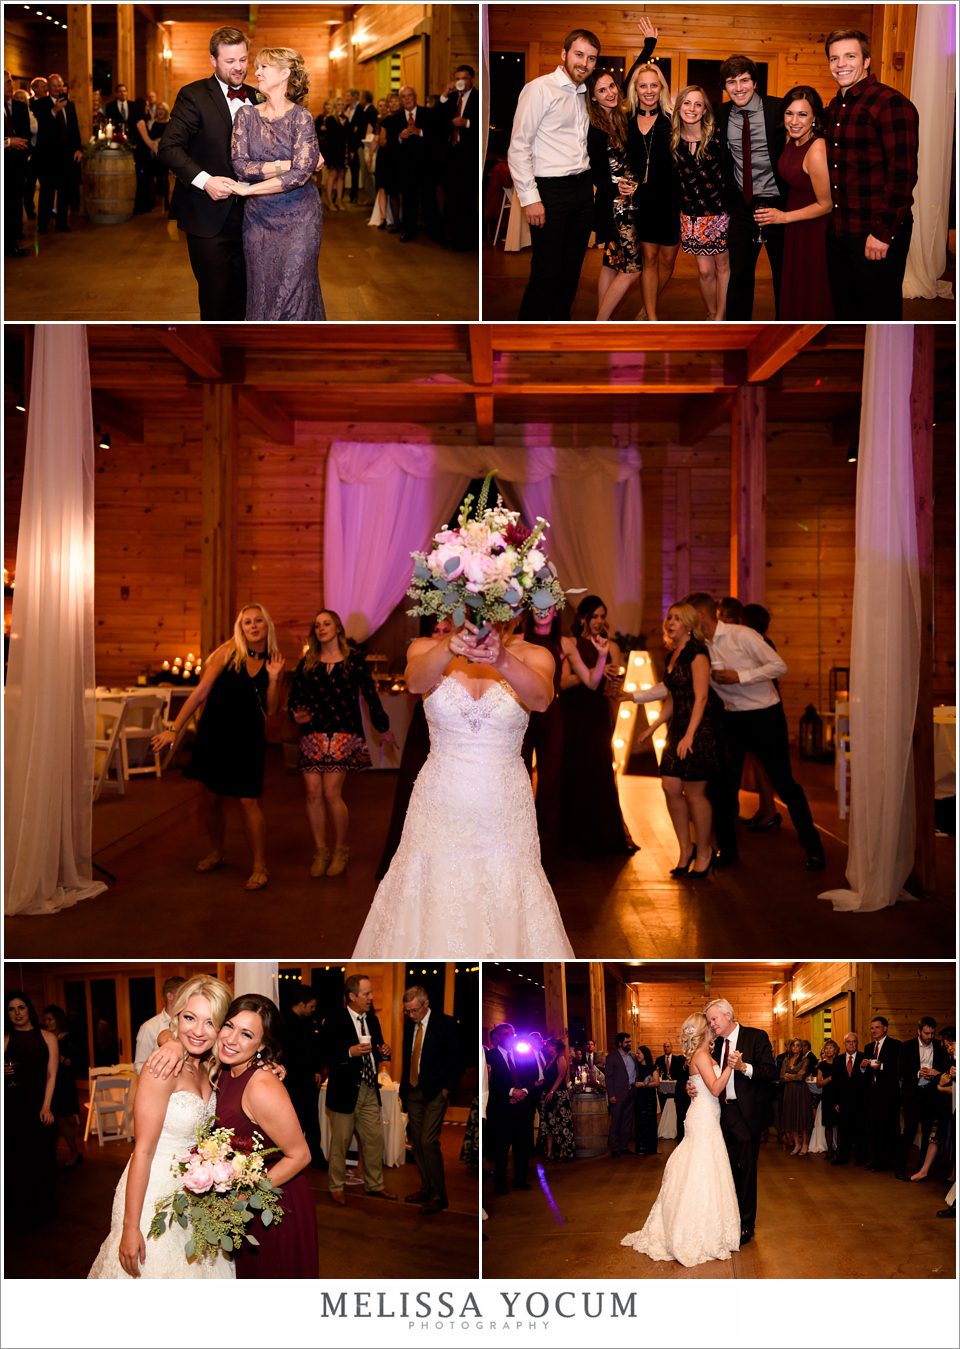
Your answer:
5,1120 -> 478,1279
3,197 -> 478,322
481,239 -> 956,322
4,753 -> 953,959
481,1139 -> 956,1279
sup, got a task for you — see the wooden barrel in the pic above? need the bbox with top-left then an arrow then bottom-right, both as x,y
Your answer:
572,1091 -> 608,1158
84,147 -> 136,224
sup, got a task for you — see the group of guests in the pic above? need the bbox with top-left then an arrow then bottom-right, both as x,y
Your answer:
315,73 -> 477,251
506,23 -> 918,321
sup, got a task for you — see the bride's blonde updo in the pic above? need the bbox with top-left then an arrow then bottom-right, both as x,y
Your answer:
680,1012 -> 712,1063
255,47 -> 309,103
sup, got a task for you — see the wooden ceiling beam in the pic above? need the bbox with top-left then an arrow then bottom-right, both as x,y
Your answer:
235,390 -> 295,446
678,393 -> 731,446
745,324 -> 825,382
469,327 -> 494,444
154,327 -> 224,380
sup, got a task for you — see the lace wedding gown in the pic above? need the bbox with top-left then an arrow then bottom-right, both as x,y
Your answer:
88,1090 -> 234,1280
353,676 -> 575,958
621,1064 -> 741,1267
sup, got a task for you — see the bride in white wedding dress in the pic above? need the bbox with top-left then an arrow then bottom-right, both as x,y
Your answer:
88,977 -> 235,1280
352,620 -> 575,958
621,1012 -> 741,1267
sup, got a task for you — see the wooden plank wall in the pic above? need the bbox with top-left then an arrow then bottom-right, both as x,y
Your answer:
3,417 -> 954,725
772,961 -> 955,1047
329,4 -> 477,99
629,970 -> 777,1048
487,4 -> 887,104
482,968 -> 547,1044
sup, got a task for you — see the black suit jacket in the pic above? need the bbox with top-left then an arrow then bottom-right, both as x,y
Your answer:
862,1035 -> 902,1103
485,1044 -> 524,1117
5,97 -> 31,144
105,98 -> 135,128
714,95 -> 787,210
834,1051 -> 868,1109
384,105 -> 436,175
34,97 -> 81,164
713,1024 -> 777,1132
399,1011 -> 462,1109
655,1053 -> 681,1082
439,86 -> 478,151
324,1007 -> 387,1114
898,1037 -> 947,1107
159,76 -> 255,236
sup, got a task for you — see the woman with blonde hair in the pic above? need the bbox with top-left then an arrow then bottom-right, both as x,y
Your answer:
89,975 -> 235,1279
629,602 -> 726,877
287,608 -> 394,879
230,46 -> 325,319
622,1011 -> 740,1266
624,60 -> 679,320
152,603 -> 285,891
670,85 -> 730,319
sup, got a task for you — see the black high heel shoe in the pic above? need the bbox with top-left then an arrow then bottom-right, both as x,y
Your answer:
688,850 -> 714,879
746,811 -> 782,833
669,854 -> 695,878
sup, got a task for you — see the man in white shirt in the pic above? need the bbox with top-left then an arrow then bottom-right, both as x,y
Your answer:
684,591 -> 825,870
508,29 -> 600,319
133,976 -> 185,1073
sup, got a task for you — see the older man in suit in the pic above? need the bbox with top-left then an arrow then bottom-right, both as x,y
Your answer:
438,64 -> 478,251
713,54 -> 787,318
703,997 -> 777,1245
382,85 -> 440,243
34,72 -> 82,235
604,1033 -> 638,1157
400,985 -> 462,1215
833,1032 -> 869,1165
897,1016 -> 946,1180
324,973 -> 398,1206
4,71 -> 31,256
158,25 -> 254,319
862,1015 -> 902,1173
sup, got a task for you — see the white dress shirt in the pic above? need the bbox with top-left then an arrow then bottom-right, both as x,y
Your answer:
134,1009 -> 173,1073
721,1022 -> 754,1100
192,76 -> 250,191
507,66 -> 590,207
704,621 -> 787,711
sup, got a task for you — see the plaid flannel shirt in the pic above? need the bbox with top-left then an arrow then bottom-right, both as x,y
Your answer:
825,73 -> 918,242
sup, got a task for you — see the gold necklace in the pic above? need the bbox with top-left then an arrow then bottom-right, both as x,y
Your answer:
637,116 -> 655,184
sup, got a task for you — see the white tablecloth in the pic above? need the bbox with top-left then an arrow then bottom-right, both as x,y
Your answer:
360,691 -> 417,770
934,706 -> 956,799
504,187 -> 531,252
657,1097 -> 677,1139
319,1080 -> 406,1167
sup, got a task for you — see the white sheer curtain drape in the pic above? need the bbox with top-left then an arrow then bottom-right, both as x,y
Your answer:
819,327 -> 921,913
4,326 -> 107,915
233,962 -> 279,1000
323,445 -> 643,640
903,3 -> 956,300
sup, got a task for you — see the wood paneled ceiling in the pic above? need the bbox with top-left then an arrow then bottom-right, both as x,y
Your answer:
4,324 -> 955,446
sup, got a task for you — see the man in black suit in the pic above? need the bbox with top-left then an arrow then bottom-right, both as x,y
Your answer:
399,985 -> 462,1215
342,88 -> 363,204
713,55 -> 787,319
485,1023 -> 533,1192
604,1033 -> 638,1157
283,983 -> 324,1167
4,71 -> 31,256
833,1032 -> 869,1165
383,85 -> 440,243
897,1016 -> 946,1180
655,1040 -> 679,1117
104,83 -> 135,131
438,64 -> 478,251
704,998 -> 777,1245
673,1052 -> 691,1142
861,1014 -> 902,1172
158,25 -> 254,319
34,72 -> 82,235
324,973 -> 398,1205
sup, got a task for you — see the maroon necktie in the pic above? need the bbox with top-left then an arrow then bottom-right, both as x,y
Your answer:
740,108 -> 753,204
452,93 -> 464,146
227,86 -> 246,101
847,1055 -> 854,1077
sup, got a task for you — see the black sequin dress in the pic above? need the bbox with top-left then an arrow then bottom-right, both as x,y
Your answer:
659,638 -> 726,780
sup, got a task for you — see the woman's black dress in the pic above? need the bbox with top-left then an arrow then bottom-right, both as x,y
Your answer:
5,1027 -> 57,1221
817,1057 -> 839,1132
659,638 -> 726,781
634,1069 -> 659,1154
521,628 -> 564,874
51,1032 -> 80,1117
184,661 -> 269,798
627,113 -> 680,246
560,639 -> 636,855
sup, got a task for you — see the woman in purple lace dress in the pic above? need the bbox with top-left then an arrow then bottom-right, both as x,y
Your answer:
231,47 -> 325,320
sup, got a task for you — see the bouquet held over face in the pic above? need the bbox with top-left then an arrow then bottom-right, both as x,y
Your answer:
408,476 -> 566,634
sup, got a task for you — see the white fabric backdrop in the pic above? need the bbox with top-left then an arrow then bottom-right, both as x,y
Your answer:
903,3 -> 956,300
5,327 -> 107,915
233,962 -> 279,1000
819,327 -> 921,913
323,444 -> 643,641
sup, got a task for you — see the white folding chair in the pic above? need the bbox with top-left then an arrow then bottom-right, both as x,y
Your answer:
92,700 -> 128,800
120,692 -> 168,779
88,1072 -> 135,1145
494,185 -> 512,246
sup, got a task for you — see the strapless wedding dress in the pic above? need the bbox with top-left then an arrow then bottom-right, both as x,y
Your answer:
353,675 -> 574,958
621,1064 -> 741,1267
88,1090 -> 234,1279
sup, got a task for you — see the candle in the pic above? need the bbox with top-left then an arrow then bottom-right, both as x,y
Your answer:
105,120 -> 114,140
161,660 -> 170,670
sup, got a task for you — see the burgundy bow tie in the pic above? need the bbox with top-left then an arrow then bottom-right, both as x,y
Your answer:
227,86 -> 246,101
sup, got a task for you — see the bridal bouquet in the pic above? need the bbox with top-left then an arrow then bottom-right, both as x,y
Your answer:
150,1119 -> 285,1261
407,474 -> 566,633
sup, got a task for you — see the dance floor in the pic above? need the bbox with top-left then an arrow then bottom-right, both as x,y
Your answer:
3,198 -> 478,322
5,1120 -> 478,1279
4,753 -> 953,959
481,1139 -> 956,1280
480,239 -> 955,322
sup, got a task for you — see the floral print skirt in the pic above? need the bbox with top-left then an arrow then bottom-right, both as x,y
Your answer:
538,1087 -> 576,1160
680,211 -> 730,256
299,731 -> 372,773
